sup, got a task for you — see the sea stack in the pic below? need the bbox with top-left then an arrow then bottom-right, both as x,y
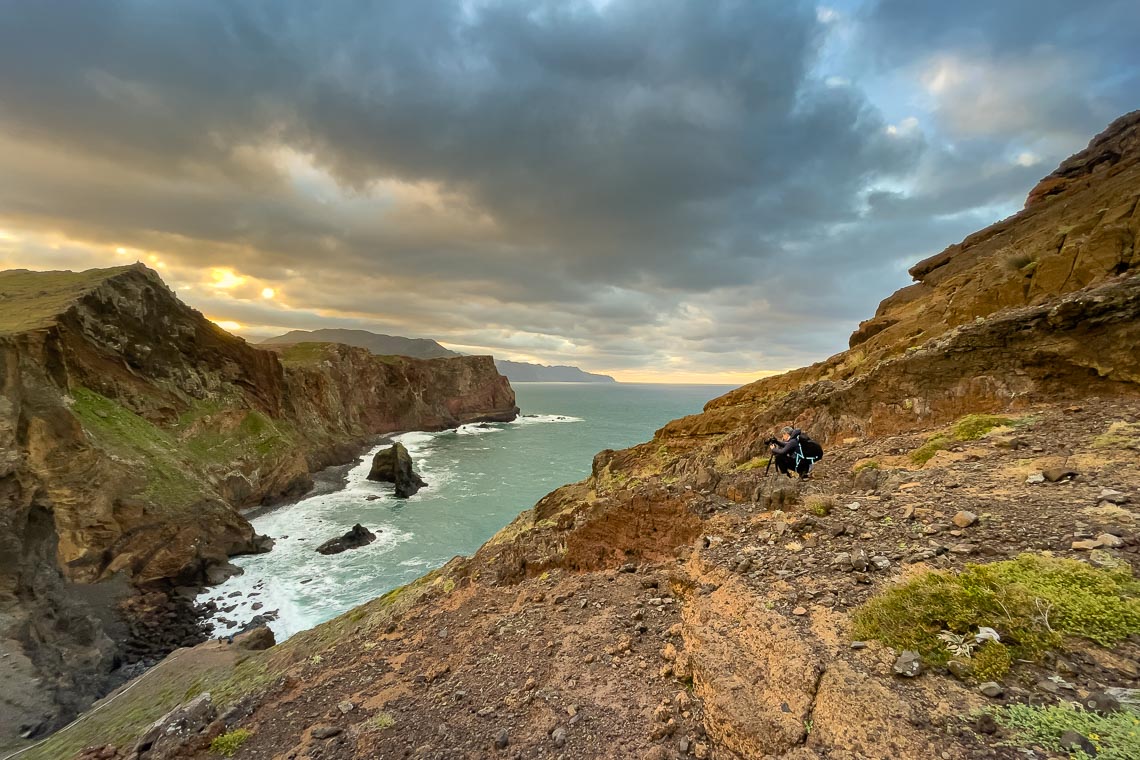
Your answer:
367,442 -> 428,497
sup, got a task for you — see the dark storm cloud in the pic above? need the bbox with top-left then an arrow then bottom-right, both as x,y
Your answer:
0,0 -> 1135,377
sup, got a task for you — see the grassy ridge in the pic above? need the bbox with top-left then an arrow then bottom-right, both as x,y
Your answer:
0,266 -> 134,335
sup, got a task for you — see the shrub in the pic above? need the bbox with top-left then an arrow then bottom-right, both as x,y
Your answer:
370,712 -> 396,730
852,554 -> 1140,679
805,496 -> 835,516
990,703 -> 1140,760
210,729 -> 252,757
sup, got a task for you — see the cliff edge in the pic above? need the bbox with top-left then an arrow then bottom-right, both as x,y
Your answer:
0,266 -> 517,746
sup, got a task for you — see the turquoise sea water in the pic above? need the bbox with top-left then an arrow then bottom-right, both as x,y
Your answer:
201,383 -> 737,639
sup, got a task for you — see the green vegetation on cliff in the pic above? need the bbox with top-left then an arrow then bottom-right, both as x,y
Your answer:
853,555 -> 1140,679
0,266 -> 135,334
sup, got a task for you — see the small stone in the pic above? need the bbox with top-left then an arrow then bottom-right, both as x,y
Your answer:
494,729 -> 509,749
1043,467 -> 1078,483
851,549 -> 869,572
1025,473 -> 1046,484
893,650 -> 923,678
1098,488 -> 1131,505
1059,730 -> 1096,756
311,726 -> 342,739
1072,538 -> 1103,551
552,728 -> 567,748
979,682 -> 1004,698
477,707 -> 495,717
1096,532 -> 1125,548
949,542 -> 976,555
952,511 -> 978,528
694,741 -> 711,759
947,660 -> 971,680
850,641 -> 868,650
870,555 -> 890,570
832,552 -> 853,571
792,606 -> 807,616
847,502 -> 861,511
337,700 -> 355,714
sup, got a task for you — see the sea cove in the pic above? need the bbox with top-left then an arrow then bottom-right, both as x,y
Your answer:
202,383 -> 735,639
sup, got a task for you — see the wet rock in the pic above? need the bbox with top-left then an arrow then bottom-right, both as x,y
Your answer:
205,562 -> 243,586
367,442 -> 427,498
316,524 -> 377,555
893,650 -> 923,678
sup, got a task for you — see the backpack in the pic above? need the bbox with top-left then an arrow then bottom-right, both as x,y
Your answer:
795,434 -> 824,473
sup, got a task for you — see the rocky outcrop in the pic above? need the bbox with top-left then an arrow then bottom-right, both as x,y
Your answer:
315,524 -> 377,555
0,264 -> 517,747
366,442 -> 426,497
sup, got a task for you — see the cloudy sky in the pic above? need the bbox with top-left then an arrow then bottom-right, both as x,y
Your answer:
0,1 -> 1136,382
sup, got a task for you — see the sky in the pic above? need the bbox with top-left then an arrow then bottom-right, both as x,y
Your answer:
0,1 -> 1136,383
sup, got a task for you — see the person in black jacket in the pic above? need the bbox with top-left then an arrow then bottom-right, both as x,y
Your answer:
769,427 -> 823,479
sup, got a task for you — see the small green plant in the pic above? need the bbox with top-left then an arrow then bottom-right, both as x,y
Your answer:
210,729 -> 252,757
735,456 -> 770,471
910,434 -> 951,465
990,703 -> 1140,760
852,554 -> 1140,680
806,496 -> 835,516
854,460 -> 880,472
369,712 -> 396,731
952,414 -> 1013,441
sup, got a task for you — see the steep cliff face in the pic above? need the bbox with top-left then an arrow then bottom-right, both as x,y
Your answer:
0,265 -> 517,745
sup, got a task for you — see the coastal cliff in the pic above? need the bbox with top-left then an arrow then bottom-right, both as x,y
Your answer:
16,114 -> 1140,760
0,266 -> 516,746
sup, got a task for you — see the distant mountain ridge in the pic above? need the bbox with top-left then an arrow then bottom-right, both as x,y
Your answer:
494,359 -> 616,383
262,329 -> 616,382
261,328 -> 460,359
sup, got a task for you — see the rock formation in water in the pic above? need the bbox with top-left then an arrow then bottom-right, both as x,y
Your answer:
0,265 -> 517,747
366,442 -> 427,497
315,524 -> 378,555
16,113 -> 1140,760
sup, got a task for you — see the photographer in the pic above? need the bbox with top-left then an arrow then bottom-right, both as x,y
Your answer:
767,427 -> 823,479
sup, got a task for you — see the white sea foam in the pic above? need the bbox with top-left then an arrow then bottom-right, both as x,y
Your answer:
511,413 -> 583,425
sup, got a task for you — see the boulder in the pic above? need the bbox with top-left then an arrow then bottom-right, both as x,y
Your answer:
234,626 -> 275,651
316,524 -> 377,555
133,693 -> 216,757
367,442 -> 428,497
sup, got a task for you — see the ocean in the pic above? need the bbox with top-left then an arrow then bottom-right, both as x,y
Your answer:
200,382 -> 737,640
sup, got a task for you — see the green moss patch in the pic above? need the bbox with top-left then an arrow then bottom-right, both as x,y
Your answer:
735,456 -> 770,471
952,414 -> 1014,441
853,554 -> 1140,679
910,434 -> 952,465
1093,422 -> 1140,451
989,702 -> 1140,760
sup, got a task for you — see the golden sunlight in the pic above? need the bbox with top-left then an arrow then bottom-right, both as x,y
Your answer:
261,287 -> 276,299
213,320 -> 242,332
210,268 -> 246,290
